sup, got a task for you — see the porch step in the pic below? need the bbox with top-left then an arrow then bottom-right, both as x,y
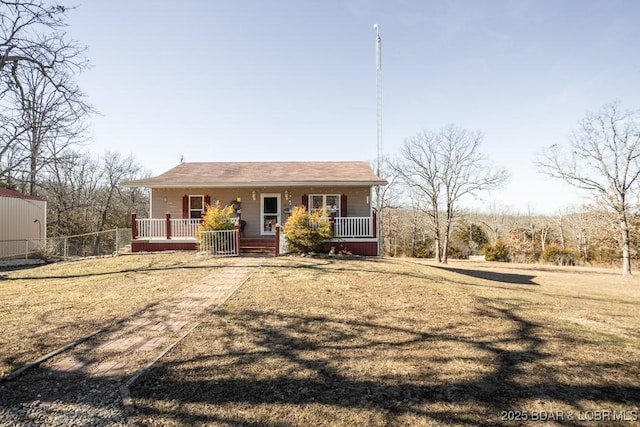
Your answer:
241,247 -> 275,255
240,238 -> 276,255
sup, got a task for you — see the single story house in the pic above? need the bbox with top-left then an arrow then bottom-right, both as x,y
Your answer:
121,161 -> 387,256
0,188 -> 47,259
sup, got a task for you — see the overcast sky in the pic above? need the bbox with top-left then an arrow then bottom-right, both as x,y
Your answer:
63,0 -> 640,214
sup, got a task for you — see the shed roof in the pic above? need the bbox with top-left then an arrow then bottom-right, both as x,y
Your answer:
122,161 -> 387,188
0,188 -> 46,201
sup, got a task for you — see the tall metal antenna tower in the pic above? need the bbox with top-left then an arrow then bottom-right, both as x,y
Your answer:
374,23 -> 382,176
373,23 -> 383,255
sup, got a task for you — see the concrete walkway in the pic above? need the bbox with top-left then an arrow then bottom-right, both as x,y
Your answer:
47,265 -> 252,378
0,261 -> 259,426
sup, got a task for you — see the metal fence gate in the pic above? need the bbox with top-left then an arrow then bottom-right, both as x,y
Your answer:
199,229 -> 239,257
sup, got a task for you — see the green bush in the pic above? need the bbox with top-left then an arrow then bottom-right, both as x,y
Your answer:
283,206 -> 331,253
452,222 -> 489,256
413,240 -> 434,258
482,241 -> 510,262
542,244 -> 576,266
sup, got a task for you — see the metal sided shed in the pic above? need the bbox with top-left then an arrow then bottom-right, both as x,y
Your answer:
0,188 -> 47,259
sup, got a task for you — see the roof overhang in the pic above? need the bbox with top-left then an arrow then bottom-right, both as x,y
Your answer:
120,161 -> 388,188
122,180 -> 387,188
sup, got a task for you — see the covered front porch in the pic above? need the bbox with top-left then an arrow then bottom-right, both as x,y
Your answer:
120,161 -> 387,256
129,212 -> 379,256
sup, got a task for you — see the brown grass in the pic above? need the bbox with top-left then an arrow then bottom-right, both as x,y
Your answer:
128,257 -> 640,426
2,254 -> 638,425
0,252 -> 234,376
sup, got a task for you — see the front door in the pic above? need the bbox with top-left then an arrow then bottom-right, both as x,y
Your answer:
260,193 -> 280,235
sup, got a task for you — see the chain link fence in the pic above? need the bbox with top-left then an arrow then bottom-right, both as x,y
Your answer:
0,228 -> 132,261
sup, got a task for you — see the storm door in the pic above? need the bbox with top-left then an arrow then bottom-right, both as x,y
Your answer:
260,193 -> 281,235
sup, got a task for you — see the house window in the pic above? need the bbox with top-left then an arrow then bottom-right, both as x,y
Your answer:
189,195 -> 204,219
309,194 -> 340,216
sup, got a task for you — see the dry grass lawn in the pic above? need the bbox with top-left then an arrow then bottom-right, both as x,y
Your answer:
2,254 -> 639,425
128,257 -> 640,426
0,252 -> 235,377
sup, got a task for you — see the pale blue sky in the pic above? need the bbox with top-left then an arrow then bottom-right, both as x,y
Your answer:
64,0 -> 640,214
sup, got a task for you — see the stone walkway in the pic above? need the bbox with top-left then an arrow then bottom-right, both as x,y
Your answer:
0,261 -> 258,426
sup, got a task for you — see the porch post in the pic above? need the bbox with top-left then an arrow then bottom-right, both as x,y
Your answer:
372,210 -> 377,238
166,213 -> 172,239
235,224 -> 241,256
275,225 -> 280,256
131,213 -> 137,240
329,212 -> 336,236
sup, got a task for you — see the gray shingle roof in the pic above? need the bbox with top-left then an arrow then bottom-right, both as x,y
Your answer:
122,161 -> 387,188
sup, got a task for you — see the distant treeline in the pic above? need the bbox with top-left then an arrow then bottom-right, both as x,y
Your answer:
381,205 -> 635,268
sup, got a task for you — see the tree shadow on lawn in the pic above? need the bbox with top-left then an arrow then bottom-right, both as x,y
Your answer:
283,258 -> 457,288
432,265 -> 538,286
283,258 -> 539,289
0,262 -> 257,281
129,302 -> 639,426
428,264 -> 639,306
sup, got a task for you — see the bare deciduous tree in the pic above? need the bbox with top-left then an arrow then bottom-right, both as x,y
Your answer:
393,129 -> 443,260
0,1 -> 88,189
537,103 -> 640,276
405,191 -> 428,257
375,156 -> 403,255
12,67 -> 90,194
395,126 -> 508,263
39,150 -> 149,237
439,126 -> 508,262
39,151 -> 99,235
482,202 -> 513,245
0,1 -> 86,95
0,113 -> 27,185
94,152 -> 144,232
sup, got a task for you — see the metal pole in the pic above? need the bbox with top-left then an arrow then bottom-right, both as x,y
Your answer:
374,23 -> 383,255
115,227 -> 119,256
374,24 -> 382,175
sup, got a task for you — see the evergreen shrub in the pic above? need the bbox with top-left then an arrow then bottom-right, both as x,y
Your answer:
483,241 -> 510,262
541,244 -> 576,266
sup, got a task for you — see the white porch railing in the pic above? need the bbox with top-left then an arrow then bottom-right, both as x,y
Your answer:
171,219 -> 201,237
334,216 -> 372,238
134,217 -> 240,239
199,229 -> 239,256
133,216 -> 371,239
135,219 -> 167,238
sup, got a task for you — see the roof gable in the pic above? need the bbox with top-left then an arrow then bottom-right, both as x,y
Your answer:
122,161 -> 387,188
